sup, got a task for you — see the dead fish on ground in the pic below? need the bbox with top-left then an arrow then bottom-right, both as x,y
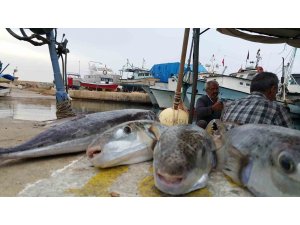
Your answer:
153,124 -> 216,195
87,120 -> 166,168
210,121 -> 300,197
0,109 -> 157,159
88,120 -> 216,195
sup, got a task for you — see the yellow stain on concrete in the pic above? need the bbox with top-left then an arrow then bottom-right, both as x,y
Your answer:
138,166 -> 212,197
224,174 -> 244,188
67,166 -> 129,196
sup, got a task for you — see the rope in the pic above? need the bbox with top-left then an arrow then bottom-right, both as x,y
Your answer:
173,91 -> 182,110
56,100 -> 76,119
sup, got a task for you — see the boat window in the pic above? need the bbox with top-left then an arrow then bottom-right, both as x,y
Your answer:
240,82 -> 243,85
289,79 -> 295,84
293,76 -> 300,84
246,83 -> 250,86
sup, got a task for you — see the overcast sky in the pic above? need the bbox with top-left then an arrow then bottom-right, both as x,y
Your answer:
1,0 -> 299,83
1,28 -> 299,82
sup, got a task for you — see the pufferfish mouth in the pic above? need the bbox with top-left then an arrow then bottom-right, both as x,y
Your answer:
86,146 -> 102,159
156,171 -> 184,185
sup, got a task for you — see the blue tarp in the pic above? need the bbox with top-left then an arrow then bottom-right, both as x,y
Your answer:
150,62 -> 207,83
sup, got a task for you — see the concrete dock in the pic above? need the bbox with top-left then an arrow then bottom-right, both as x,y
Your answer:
15,80 -> 152,104
69,89 -> 151,104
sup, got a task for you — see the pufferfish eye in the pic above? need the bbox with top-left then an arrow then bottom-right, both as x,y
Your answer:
123,126 -> 132,134
278,152 -> 295,173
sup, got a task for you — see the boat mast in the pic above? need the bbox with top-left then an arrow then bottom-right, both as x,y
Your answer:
281,57 -> 286,101
221,66 -> 227,75
285,47 -> 297,83
255,49 -> 261,68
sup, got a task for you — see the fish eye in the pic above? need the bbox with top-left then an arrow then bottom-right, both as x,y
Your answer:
123,126 -> 132,134
278,152 -> 295,173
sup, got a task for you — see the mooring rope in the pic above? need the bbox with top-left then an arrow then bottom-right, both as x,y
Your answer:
56,100 -> 76,119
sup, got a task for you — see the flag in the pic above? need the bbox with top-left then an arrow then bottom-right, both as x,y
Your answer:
246,51 -> 249,60
222,58 -> 224,66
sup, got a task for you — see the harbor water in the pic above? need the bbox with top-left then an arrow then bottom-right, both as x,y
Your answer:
0,93 -> 299,129
0,97 -> 155,121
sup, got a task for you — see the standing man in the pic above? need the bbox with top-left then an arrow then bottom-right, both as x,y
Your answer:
195,80 -> 224,129
221,72 -> 293,128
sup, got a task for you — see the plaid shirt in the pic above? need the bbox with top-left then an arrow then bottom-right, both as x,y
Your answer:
221,92 -> 294,128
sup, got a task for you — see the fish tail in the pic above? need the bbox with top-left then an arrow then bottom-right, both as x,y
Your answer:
0,146 -> 21,158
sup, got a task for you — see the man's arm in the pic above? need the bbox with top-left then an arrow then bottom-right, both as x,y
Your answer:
276,106 -> 294,128
195,97 -> 213,121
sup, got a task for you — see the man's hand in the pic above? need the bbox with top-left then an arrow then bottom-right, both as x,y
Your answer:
212,101 -> 224,112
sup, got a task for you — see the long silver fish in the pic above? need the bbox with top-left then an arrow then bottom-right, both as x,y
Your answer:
0,109 -> 157,159
86,120 -> 166,168
217,123 -> 300,197
153,124 -> 216,195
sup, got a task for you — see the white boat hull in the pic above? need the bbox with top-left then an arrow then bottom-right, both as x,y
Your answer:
142,86 -> 158,106
150,86 -> 174,108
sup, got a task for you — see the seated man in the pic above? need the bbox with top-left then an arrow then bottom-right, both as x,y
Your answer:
195,80 -> 224,129
221,72 -> 293,129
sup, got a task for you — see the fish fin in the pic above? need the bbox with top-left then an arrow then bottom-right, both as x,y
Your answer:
148,124 -> 164,151
148,124 -> 162,141
222,146 -> 249,186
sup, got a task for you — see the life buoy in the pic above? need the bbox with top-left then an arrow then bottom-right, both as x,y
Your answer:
103,70 -> 107,75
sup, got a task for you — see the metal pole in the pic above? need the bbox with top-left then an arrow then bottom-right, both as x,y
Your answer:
46,30 -> 69,103
188,28 -> 200,124
281,57 -> 286,101
0,63 -> 10,74
79,60 -> 81,74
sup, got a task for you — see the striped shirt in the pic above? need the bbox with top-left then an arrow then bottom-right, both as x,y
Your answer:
221,92 -> 294,128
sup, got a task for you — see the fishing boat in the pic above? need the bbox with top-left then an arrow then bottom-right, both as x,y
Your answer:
80,61 -> 121,91
0,74 -> 15,97
0,61 -> 16,97
149,77 -> 186,108
149,62 -> 207,108
287,73 -> 300,96
277,48 -> 300,106
141,85 -> 159,106
67,72 -> 82,90
118,59 -> 159,92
